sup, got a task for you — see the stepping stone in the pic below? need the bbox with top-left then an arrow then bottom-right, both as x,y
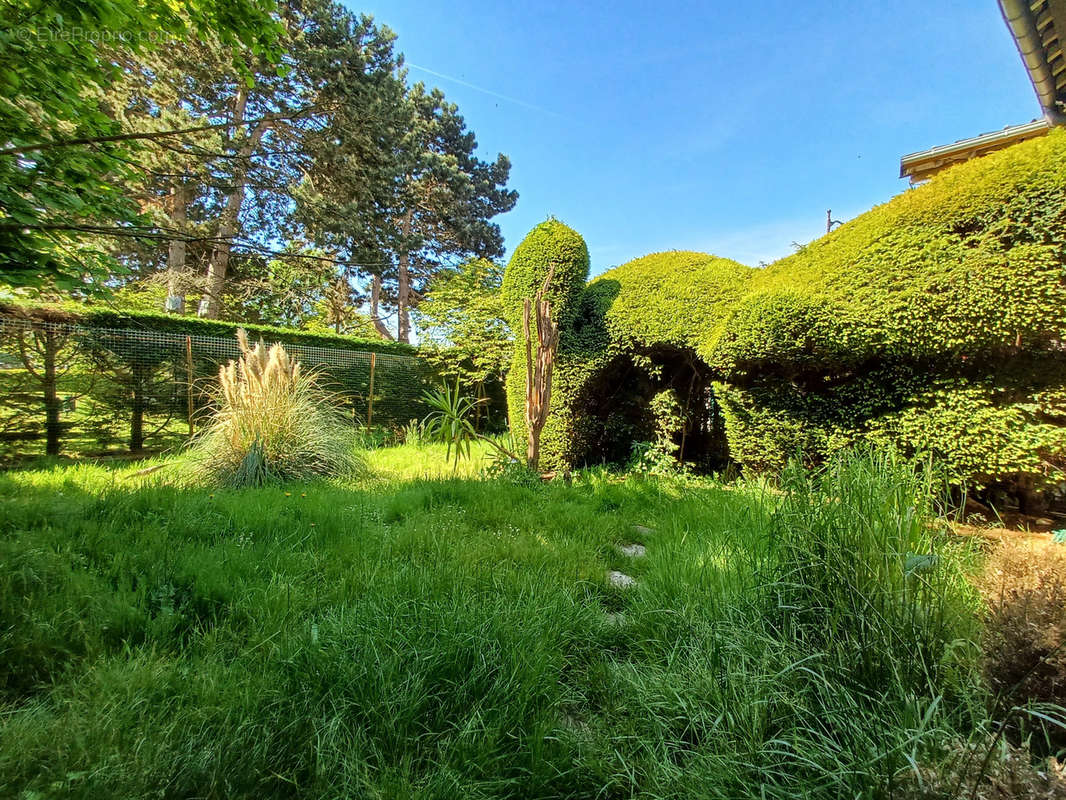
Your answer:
607,570 -> 637,589
603,611 -> 627,627
617,543 -> 646,558
633,524 -> 655,536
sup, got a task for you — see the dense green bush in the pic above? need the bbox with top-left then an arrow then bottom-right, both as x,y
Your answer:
715,130 -> 1066,373
501,219 -> 590,465
503,130 -> 1066,495
187,333 -> 364,487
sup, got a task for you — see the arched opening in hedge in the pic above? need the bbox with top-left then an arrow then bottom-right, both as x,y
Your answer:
573,345 -> 730,473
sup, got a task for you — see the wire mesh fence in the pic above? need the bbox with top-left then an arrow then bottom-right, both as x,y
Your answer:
0,314 -> 434,460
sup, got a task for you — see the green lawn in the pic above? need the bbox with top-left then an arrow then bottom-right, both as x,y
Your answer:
1,445 -> 989,798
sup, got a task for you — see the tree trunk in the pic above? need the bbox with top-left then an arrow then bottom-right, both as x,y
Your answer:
369,274 -> 395,340
199,187 -> 240,319
165,181 -> 187,313
130,362 -> 149,453
199,89 -> 270,319
396,209 -> 415,343
42,328 -> 61,457
523,265 -> 559,471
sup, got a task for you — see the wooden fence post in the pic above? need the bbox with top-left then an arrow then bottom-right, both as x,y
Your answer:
185,335 -> 195,437
366,352 -> 377,427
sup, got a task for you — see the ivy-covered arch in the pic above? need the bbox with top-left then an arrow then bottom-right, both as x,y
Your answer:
503,130 -> 1066,499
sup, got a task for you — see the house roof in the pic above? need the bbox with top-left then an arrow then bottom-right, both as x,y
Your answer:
899,2 -> 1065,182
899,119 -> 1051,182
999,0 -> 1066,124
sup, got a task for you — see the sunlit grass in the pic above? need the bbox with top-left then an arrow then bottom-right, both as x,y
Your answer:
0,445 -> 992,798
362,438 -> 498,480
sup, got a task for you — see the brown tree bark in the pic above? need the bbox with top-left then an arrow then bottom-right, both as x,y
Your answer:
523,264 -> 559,471
165,181 -> 187,313
369,274 -> 396,340
396,209 -> 415,343
199,89 -> 271,319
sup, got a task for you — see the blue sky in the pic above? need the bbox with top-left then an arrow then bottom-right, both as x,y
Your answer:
355,0 -> 1040,276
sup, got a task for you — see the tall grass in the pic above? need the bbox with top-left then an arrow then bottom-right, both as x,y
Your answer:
0,447 -> 996,798
187,330 -> 362,487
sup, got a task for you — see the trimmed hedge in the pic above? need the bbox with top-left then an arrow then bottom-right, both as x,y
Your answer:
712,130 -> 1066,376
501,219 -> 590,465
501,129 -> 1066,495
0,302 -> 417,356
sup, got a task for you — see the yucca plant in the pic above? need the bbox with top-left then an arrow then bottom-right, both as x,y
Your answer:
187,330 -> 362,487
421,382 -> 522,473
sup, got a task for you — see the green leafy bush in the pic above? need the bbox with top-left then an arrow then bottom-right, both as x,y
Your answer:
501,219 -> 590,468
502,130 -> 1066,495
0,300 -> 415,356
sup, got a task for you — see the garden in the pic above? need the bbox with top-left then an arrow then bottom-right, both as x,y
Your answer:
4,0 -> 1066,796
4,438 -> 1064,799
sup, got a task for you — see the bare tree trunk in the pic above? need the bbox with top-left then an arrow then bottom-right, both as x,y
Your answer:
199,89 -> 270,319
165,181 -> 187,313
129,361 -> 150,453
396,209 -> 415,343
42,328 -> 61,457
524,264 -> 559,471
369,274 -> 396,340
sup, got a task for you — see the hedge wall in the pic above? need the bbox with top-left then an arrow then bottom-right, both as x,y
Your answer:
0,301 -> 417,356
501,129 -> 1066,495
711,129 -> 1066,377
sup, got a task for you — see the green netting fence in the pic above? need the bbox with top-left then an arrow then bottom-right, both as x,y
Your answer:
0,313 -> 434,460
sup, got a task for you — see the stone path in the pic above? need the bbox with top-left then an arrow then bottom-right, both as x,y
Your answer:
605,524 -> 652,590
607,569 -> 637,588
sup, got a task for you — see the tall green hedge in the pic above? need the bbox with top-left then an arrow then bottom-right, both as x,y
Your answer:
502,129 -> 1066,496
501,219 -> 590,467
711,130 -> 1066,377
0,302 -> 416,355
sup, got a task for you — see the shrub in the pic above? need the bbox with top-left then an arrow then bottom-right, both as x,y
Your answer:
508,130 -> 1066,493
713,131 -> 1066,373
500,219 -> 590,468
187,331 -> 362,487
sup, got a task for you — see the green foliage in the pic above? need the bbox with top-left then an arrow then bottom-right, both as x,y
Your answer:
386,84 -> 519,341
420,382 -> 482,472
500,218 -> 591,331
586,250 -> 753,357
501,219 -> 590,468
0,0 -> 283,292
418,257 -> 511,386
627,390 -> 687,475
0,448 -> 996,798
712,130 -> 1066,375
1,300 -> 415,355
421,382 -> 520,473
527,132 -> 1066,493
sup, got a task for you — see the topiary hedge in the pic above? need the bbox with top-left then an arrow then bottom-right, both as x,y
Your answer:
501,129 -> 1066,499
712,130 -> 1066,377
501,219 -> 590,466
0,301 -> 416,355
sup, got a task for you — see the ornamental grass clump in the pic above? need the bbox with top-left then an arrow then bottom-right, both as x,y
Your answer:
188,330 -> 362,487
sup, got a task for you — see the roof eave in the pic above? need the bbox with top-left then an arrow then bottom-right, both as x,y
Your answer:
998,0 -> 1066,124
